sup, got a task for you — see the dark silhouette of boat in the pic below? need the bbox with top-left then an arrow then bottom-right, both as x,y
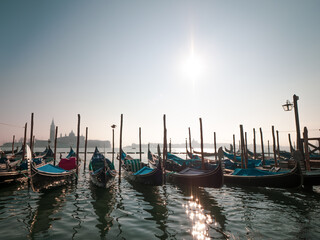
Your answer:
89,147 -> 116,188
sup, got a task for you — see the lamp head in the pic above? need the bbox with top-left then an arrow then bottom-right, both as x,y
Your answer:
282,100 -> 293,111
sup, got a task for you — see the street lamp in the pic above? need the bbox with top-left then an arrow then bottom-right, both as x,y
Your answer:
282,100 -> 293,111
282,94 -> 302,152
111,124 -> 116,165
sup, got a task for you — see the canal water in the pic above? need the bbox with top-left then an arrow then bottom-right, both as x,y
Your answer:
0,148 -> 320,239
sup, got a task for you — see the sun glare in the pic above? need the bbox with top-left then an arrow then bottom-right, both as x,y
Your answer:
180,51 -> 205,82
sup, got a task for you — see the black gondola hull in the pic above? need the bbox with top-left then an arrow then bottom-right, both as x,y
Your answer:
166,161 -> 224,188
224,163 -> 302,188
30,164 -> 76,191
90,168 -> 116,188
122,165 -> 163,186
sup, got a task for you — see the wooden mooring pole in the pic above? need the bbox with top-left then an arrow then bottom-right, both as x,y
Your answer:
54,126 -> 58,166
199,118 -> 205,170
139,127 -> 142,162
253,128 -> 257,159
11,135 -> 15,155
163,115 -> 167,183
288,133 -> 294,154
76,114 -> 80,176
185,138 -> 188,160
276,130 -> 280,159
29,113 -> 34,158
22,123 -> 27,163
244,132 -> 248,168
240,125 -> 245,169
303,127 -> 311,171
214,132 -> 217,161
188,127 -> 192,153
84,127 -> 88,169
233,134 -> 236,162
272,126 -> 278,167
119,114 -> 123,182
260,128 -> 265,166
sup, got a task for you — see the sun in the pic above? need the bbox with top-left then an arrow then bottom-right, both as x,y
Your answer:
180,51 -> 205,81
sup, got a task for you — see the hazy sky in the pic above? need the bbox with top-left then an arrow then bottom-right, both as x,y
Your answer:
1,0 -> 320,148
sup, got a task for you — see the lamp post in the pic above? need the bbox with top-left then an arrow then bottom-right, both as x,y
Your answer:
282,94 -> 302,152
111,124 -> 116,165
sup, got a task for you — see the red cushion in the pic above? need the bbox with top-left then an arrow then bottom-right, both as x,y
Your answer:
58,157 -> 77,170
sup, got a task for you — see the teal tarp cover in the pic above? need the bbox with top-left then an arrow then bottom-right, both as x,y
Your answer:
167,153 -> 198,166
37,164 -> 67,173
124,159 -> 141,172
232,168 -> 288,176
134,166 -> 153,175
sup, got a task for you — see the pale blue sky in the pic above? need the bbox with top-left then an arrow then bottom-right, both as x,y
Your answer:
1,0 -> 320,147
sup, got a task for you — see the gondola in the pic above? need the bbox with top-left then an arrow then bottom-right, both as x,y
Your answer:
66,147 -> 76,158
166,160 -> 224,188
223,156 -> 302,189
192,149 -> 217,157
221,148 -> 274,168
89,147 -> 116,188
1,147 -> 19,155
0,147 -> 51,185
121,151 -> 163,186
27,146 -> 78,191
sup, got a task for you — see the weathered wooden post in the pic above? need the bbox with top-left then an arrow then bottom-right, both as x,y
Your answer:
119,114 -> 123,182
293,95 -> 302,152
84,127 -> 88,170
276,130 -> 280,159
11,135 -> 15,155
272,126 -> 278,167
240,125 -> 245,169
22,123 -> 27,162
303,127 -> 311,171
214,132 -> 217,161
253,128 -> 257,159
245,132 -> 248,167
259,128 -> 265,166
188,127 -> 192,153
233,134 -> 236,162
163,114 -> 167,183
185,138 -> 188,160
111,124 -> 116,165
54,126 -> 58,166
76,114 -> 80,176
199,118 -> 205,170
169,138 -> 171,154
288,133 -> 293,154
29,113 -> 34,158
32,135 -> 36,152
139,127 -> 142,162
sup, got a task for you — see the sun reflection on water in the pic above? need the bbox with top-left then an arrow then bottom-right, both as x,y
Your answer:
182,195 -> 214,240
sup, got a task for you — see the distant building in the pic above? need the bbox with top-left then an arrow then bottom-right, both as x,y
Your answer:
1,120 -> 111,149
50,119 -> 55,143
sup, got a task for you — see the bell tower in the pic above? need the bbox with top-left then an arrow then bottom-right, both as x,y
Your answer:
50,119 -> 55,143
